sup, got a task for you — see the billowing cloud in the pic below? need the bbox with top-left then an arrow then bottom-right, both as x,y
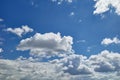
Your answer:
89,50 -> 120,72
6,25 -> 33,37
0,48 -> 3,53
94,0 -> 120,15
51,54 -> 92,75
51,50 -> 120,75
0,50 -> 120,80
17,32 -> 73,58
101,37 -> 120,45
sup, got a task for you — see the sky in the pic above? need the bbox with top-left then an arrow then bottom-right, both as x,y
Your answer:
0,0 -> 120,80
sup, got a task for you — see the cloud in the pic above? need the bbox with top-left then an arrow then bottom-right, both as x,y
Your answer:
0,48 -> 3,53
51,54 -> 92,75
70,12 -> 75,16
51,0 -> 73,5
17,32 -> 73,58
6,25 -> 33,37
0,59 -> 70,80
101,37 -> 120,45
94,0 -> 120,15
16,32 -> 120,76
51,50 -> 120,76
0,18 -> 4,22
89,50 -> 120,72
0,50 -> 120,80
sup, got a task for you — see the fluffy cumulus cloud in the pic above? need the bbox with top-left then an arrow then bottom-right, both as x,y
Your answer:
0,48 -> 3,53
6,25 -> 33,37
101,37 -> 120,45
94,0 -> 120,15
89,50 -> 120,72
51,54 -> 92,75
17,32 -> 73,58
0,50 -> 120,80
0,59 -> 70,80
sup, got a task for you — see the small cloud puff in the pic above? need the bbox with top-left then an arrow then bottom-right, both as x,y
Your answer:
51,0 -> 73,5
101,37 -> 120,45
5,25 -> 33,37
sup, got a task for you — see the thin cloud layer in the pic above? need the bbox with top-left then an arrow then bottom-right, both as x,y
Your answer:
6,25 -> 33,37
101,37 -> 120,45
17,32 -> 73,58
94,0 -> 120,15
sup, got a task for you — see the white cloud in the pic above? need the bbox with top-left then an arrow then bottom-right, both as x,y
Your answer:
0,38 -> 4,45
101,37 -> 120,45
0,50 -> 120,80
0,59 -> 70,80
17,32 -> 73,58
0,48 -> 3,53
6,25 -> 33,37
94,0 -> 120,15
51,54 -> 92,75
51,50 -> 120,75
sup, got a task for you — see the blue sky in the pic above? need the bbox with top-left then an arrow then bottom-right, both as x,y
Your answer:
0,0 -> 120,79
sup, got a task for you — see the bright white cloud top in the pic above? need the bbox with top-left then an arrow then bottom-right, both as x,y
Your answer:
17,32 -> 73,58
94,0 -> 120,15
101,37 -> 120,45
6,25 -> 33,37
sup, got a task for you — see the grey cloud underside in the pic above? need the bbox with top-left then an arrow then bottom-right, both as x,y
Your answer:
0,50 -> 120,80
